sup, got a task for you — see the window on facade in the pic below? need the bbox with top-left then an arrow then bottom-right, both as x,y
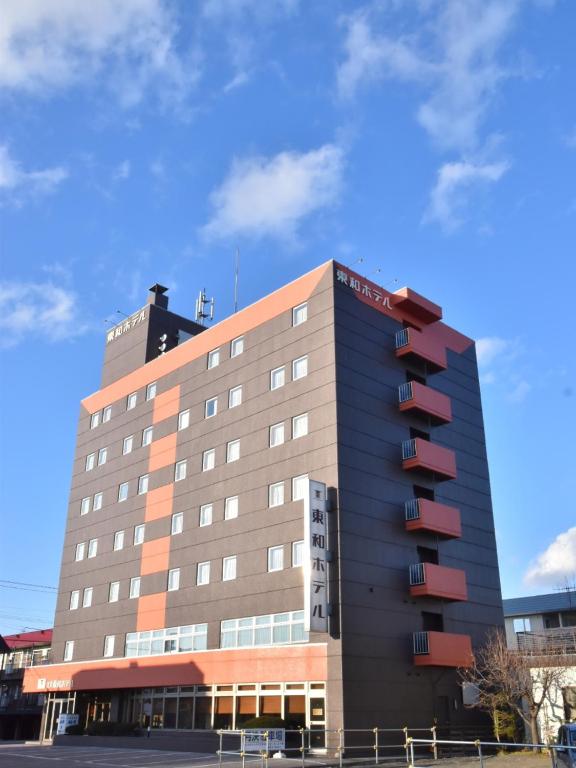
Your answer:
146,382 -> 157,401
197,561 -> 210,585
200,503 -> 213,527
178,409 -> 190,431
202,449 -> 215,471
129,577 -> 141,599
230,336 -> 244,357
207,348 -> 220,369
138,474 -> 149,495
167,568 -> 180,592
292,540 -> 304,567
292,355 -> 308,380
223,556 -> 237,581
75,542 -> 86,561
292,474 -> 308,501
123,435 -> 134,455
85,453 -> 96,471
269,422 -> 285,447
102,405 -> 112,423
103,635 -> 115,658
513,617 -> 531,633
228,385 -> 242,408
108,582 -> 120,603
93,492 -> 103,511
80,497 -> 91,516
90,412 -> 100,429
270,366 -> 285,390
127,392 -> 137,410
63,641 -> 74,662
205,397 -> 218,418
142,426 -> 154,447
118,482 -> 129,502
125,624 -> 207,657
113,530 -> 125,551
269,482 -> 284,508
171,512 -> 183,535
174,460 -> 187,482
292,413 -> 308,439
292,302 -> 308,326
87,538 -> 98,558
83,587 -> 93,608
134,524 -> 145,545
98,447 -> 108,466
220,611 -> 307,649
268,546 -> 284,572
69,590 -> 80,610
224,496 -> 238,520
226,440 -> 240,463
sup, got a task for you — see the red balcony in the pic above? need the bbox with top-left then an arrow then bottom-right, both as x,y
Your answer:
392,288 -> 443,325
402,438 -> 457,481
409,562 -> 467,602
413,631 -> 473,668
398,381 -> 452,425
405,498 -> 461,539
395,328 -> 447,372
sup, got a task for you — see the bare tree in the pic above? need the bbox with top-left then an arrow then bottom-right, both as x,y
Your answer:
460,629 -> 568,747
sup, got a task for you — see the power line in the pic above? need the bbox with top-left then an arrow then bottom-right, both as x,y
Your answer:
0,579 -> 57,591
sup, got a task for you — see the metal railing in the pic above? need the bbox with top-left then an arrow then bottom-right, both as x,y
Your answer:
404,499 -> 420,521
516,627 -> 576,656
398,382 -> 413,404
402,439 -> 417,460
395,329 -> 410,349
409,563 -> 426,586
413,631 -> 430,656
406,736 -> 569,767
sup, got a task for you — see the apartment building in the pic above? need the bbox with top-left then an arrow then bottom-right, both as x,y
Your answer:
23,261 -> 503,744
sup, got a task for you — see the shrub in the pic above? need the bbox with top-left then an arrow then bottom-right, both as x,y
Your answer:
85,721 -> 139,736
65,724 -> 85,735
240,716 -> 287,730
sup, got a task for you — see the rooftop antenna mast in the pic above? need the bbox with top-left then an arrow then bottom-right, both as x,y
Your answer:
234,247 -> 240,313
195,289 -> 215,327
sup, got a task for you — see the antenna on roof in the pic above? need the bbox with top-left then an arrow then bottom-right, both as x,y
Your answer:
195,289 -> 215,327
348,257 -> 364,268
234,247 -> 240,314
116,310 -> 129,318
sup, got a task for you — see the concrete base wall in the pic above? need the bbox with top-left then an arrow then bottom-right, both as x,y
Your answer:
53,730 -> 225,752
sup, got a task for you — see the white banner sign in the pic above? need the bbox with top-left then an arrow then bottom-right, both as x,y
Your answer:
57,713 -> 79,735
244,728 -> 285,751
304,479 -> 329,633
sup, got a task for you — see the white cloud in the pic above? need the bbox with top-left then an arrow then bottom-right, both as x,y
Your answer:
202,144 -> 344,242
524,527 -> 576,587
508,379 -> 531,403
0,145 -> 68,203
425,158 -> 510,231
476,336 -> 511,367
0,0 -> 198,107
0,281 -> 88,346
202,0 -> 298,20
112,160 -> 131,182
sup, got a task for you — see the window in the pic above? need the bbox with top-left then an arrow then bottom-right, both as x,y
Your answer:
220,611 -> 307,649
85,453 -> 96,471
292,474 -> 308,501
138,474 -> 149,495
174,460 -> 187,482
103,635 -> 115,658
118,482 -> 129,502
167,568 -> 180,591
113,530 -> 125,551
63,641 -> 74,662
127,392 -> 138,410
142,426 -> 154,447
108,581 -> 120,603
513,617 -> 531,633
228,385 -> 242,408
223,556 -> 237,581
200,503 -> 213,527
171,512 -> 183,535
87,538 -> 98,558
98,447 -> 108,466
90,412 -> 100,429
207,348 -> 220,369
292,540 -> 304,567
205,397 -> 218,418
129,577 -> 141,599
292,302 -> 308,326
269,482 -> 285,508
75,542 -> 86,561
134,525 -> 145,545
292,413 -> 308,439
270,366 -> 285,390
82,587 -> 93,608
202,449 -> 215,471
69,590 -> 80,610
224,496 -> 238,520
80,497 -> 90,516
178,409 -> 190,430
146,381 -> 157,401
125,624 -> 207,657
93,492 -> 103,511
102,405 -> 112,423
230,336 -> 244,357
197,561 -> 210,585
123,435 -> 134,455
268,546 -> 284,572
269,422 -> 285,447
226,439 -> 240,463
292,355 -> 308,380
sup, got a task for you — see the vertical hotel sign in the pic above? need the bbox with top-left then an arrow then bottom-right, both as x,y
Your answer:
304,480 -> 329,633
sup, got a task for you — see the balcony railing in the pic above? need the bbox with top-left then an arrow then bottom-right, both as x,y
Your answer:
405,498 -> 420,521
409,563 -> 426,586
516,628 -> 576,656
401,438 -> 457,480
413,631 -> 430,655
395,328 -> 410,350
402,438 -> 417,460
412,631 -> 473,667
398,380 -> 452,424
404,498 -> 462,538
398,381 -> 413,403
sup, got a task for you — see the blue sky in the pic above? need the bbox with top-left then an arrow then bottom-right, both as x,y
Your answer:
0,0 -> 575,636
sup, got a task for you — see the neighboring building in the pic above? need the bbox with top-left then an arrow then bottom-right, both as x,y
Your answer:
23,261 -> 503,744
0,629 -> 52,740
